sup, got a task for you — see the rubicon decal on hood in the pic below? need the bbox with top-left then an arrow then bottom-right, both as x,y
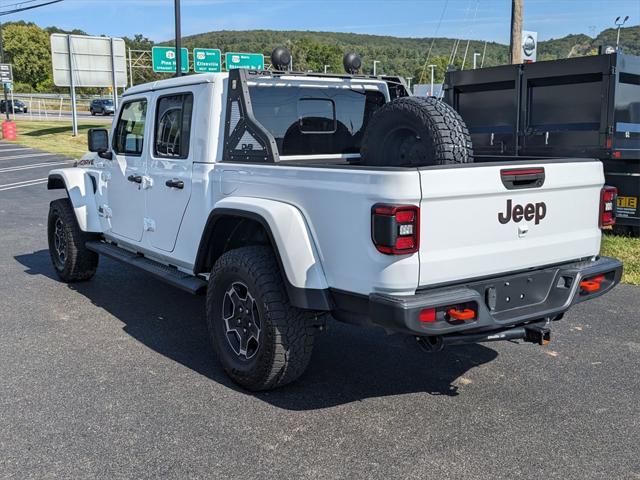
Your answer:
498,199 -> 547,225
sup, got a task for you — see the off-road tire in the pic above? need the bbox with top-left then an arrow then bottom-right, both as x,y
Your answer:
206,246 -> 316,391
360,96 -> 473,167
47,198 -> 99,282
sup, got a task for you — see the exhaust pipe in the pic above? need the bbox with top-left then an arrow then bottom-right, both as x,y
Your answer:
416,322 -> 551,352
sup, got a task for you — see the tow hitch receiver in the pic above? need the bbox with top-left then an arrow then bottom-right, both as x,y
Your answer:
524,324 -> 551,345
416,321 -> 552,352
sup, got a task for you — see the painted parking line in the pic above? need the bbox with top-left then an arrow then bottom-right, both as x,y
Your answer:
0,161 -> 70,173
0,153 -> 55,161
0,177 -> 48,192
0,147 -> 33,153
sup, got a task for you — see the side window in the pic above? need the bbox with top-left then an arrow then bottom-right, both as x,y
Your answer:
113,99 -> 147,155
154,93 -> 194,159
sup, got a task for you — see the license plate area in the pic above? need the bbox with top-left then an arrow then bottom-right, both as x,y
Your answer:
477,270 -> 557,313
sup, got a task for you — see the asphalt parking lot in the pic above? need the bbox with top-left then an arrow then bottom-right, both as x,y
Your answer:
1,144 -> 639,479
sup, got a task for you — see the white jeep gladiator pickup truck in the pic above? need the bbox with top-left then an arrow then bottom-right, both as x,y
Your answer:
47,56 -> 623,391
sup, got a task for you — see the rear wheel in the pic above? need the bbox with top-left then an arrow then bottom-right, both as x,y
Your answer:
47,198 -> 99,282
360,96 -> 473,167
206,246 -> 317,391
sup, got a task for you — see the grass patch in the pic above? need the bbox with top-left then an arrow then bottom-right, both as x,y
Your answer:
6,120 -> 105,159
601,233 -> 640,285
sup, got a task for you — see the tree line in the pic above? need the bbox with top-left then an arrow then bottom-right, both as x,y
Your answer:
2,21 -> 638,94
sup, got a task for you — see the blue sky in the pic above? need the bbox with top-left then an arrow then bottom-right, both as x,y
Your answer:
7,0 -> 640,43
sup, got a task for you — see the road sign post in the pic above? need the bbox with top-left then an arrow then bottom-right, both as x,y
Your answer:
0,63 -> 13,122
152,47 -> 189,73
193,48 -> 221,73
110,37 -> 119,109
66,35 -> 78,137
224,52 -> 264,71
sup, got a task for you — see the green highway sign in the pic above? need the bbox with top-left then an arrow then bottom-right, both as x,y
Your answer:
193,48 -> 221,73
224,52 -> 264,71
152,47 -> 189,73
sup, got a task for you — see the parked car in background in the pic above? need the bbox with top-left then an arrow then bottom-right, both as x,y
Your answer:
0,99 -> 28,113
90,99 -> 115,116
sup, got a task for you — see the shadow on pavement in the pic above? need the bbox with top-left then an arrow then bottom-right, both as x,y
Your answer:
22,124 -> 97,137
16,249 -> 499,410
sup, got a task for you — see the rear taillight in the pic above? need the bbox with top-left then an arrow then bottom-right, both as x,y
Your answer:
599,186 -> 617,228
371,204 -> 420,255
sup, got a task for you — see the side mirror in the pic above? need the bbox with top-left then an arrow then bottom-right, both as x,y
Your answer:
88,128 -> 112,159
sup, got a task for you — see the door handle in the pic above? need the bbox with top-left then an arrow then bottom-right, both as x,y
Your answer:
165,179 -> 184,189
127,175 -> 142,184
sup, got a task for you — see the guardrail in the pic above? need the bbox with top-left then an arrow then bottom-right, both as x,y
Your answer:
8,93 -> 121,120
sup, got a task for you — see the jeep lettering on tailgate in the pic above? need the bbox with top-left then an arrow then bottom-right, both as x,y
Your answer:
498,199 -> 547,225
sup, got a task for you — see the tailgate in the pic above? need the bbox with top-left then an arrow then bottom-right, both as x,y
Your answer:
418,160 -> 604,287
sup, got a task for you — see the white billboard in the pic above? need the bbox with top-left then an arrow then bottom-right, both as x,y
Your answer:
522,30 -> 538,63
51,33 -> 127,87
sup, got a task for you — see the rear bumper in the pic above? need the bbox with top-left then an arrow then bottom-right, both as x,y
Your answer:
367,256 -> 622,337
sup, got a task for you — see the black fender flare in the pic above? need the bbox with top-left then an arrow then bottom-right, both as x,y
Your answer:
194,208 -> 333,311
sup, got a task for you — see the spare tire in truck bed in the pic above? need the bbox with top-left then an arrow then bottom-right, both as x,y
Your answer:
360,96 -> 473,167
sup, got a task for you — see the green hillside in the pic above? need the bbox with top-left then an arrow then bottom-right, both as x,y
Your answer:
176,25 -> 640,82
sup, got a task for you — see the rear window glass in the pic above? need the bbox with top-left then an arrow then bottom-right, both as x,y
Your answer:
298,98 -> 336,133
248,85 -> 385,155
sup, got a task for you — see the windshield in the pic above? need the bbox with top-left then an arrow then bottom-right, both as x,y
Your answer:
248,85 -> 385,156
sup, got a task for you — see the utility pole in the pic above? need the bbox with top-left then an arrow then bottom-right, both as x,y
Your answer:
509,0 -> 523,64
174,0 -> 182,77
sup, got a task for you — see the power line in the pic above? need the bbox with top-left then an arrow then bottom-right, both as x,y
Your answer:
418,0 -> 449,84
0,0 -> 63,16
1,0 -> 41,9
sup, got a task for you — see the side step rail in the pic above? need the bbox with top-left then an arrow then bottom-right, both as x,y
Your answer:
86,241 -> 207,295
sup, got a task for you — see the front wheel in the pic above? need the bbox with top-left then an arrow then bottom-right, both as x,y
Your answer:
47,198 -> 99,282
206,246 -> 317,391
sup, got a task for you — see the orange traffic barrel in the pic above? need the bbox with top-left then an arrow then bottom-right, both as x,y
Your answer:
2,120 -> 16,141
